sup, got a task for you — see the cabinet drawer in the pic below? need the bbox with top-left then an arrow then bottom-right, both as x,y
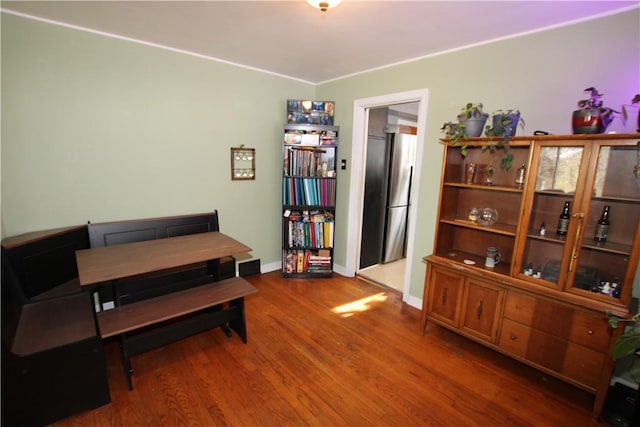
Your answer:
499,319 -> 530,358
504,291 -> 570,337
503,291 -> 536,325
568,310 -> 611,352
562,342 -> 606,390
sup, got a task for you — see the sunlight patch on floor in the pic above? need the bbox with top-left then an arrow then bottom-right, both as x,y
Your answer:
331,292 -> 388,318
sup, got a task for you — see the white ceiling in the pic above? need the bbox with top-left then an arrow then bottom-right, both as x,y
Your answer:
2,1 -> 638,84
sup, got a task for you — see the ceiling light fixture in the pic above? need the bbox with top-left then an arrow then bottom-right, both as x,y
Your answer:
306,0 -> 342,12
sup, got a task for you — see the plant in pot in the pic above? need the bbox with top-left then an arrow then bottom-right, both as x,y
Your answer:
440,102 -> 488,157
483,110 -> 525,170
484,158 -> 496,186
607,311 -> 640,424
458,102 -> 489,137
572,87 -> 622,134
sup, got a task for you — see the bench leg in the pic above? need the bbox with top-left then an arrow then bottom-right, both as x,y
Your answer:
228,297 -> 248,343
221,324 -> 233,338
119,334 -> 134,390
210,304 -> 233,338
206,259 -> 221,281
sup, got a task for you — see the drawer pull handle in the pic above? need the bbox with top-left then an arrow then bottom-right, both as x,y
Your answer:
588,330 -> 594,335
477,300 -> 484,320
442,288 -> 447,306
510,334 -> 517,340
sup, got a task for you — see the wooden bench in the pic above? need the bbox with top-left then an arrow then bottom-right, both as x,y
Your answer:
97,277 -> 257,338
1,237 -> 110,426
97,276 -> 257,387
85,212 -> 254,389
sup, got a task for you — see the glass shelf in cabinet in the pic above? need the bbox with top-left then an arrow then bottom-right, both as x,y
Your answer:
444,182 -> 524,193
517,272 -> 555,285
580,240 -> 632,256
569,286 -> 625,302
534,190 -> 576,197
526,232 -> 568,245
590,195 -> 640,204
443,218 -> 518,236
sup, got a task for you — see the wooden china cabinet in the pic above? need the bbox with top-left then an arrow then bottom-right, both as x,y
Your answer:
421,134 -> 640,419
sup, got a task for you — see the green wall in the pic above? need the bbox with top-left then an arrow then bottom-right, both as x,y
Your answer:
2,9 -> 639,300
1,13 -> 313,266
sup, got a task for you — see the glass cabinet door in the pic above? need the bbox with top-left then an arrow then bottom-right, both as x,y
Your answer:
571,143 -> 640,304
518,139 -> 640,306
518,144 -> 587,288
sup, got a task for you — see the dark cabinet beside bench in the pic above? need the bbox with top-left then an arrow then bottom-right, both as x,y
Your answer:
1,228 -> 110,427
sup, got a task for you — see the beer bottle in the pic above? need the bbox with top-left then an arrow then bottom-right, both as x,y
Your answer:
594,205 -> 610,242
556,201 -> 571,235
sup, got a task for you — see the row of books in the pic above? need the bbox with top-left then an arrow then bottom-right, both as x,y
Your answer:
283,146 -> 335,177
286,210 -> 334,249
283,177 -> 336,206
282,249 -> 332,274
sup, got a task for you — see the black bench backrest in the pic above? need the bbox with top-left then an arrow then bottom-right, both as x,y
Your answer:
88,211 -> 219,248
2,226 -> 89,300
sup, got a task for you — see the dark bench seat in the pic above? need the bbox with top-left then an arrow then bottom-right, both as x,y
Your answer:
12,292 -> 99,355
97,277 -> 257,388
97,276 -> 257,338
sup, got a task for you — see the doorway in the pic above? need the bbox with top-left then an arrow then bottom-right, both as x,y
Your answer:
358,104 -> 418,292
344,89 -> 429,304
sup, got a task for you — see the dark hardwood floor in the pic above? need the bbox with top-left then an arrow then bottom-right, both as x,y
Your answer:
55,271 -> 605,426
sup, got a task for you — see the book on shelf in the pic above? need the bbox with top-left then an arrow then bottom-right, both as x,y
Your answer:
283,249 -> 332,274
286,210 -> 334,249
284,146 -> 333,177
282,178 -> 336,206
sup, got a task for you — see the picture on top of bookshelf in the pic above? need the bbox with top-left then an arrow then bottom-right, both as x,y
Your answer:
287,100 -> 335,125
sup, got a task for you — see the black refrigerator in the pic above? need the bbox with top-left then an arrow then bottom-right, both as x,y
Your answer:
360,130 -> 416,269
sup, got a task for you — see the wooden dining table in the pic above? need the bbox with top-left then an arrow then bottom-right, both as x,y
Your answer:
76,231 -> 252,287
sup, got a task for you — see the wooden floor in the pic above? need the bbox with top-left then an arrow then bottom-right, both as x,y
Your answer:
55,271 -> 605,426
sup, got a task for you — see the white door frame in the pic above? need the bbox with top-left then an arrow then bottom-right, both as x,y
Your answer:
344,89 -> 429,303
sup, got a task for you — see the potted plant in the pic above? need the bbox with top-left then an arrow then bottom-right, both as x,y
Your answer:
607,311 -> 640,424
484,159 -> 495,186
484,110 -> 526,170
486,110 -> 525,139
440,103 -> 488,158
458,102 -> 489,137
572,87 -> 622,134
